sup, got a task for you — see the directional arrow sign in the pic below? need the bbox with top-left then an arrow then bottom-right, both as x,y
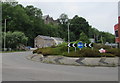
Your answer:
77,42 -> 84,48
70,43 -> 73,47
84,43 -> 93,48
68,43 -> 71,47
68,43 -> 73,47
89,43 -> 93,48
84,43 -> 87,47
72,43 -> 77,47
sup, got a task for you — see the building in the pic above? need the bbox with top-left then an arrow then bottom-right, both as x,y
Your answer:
51,37 -> 64,45
89,38 -> 95,43
34,35 -> 64,48
114,16 -> 120,48
42,15 -> 58,25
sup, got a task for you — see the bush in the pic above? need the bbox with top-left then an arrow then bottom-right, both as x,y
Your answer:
94,43 -> 111,49
106,48 -> 120,57
33,43 -> 119,57
64,48 -> 116,57
33,48 -> 39,54
33,47 -> 62,56
79,48 -> 100,57
99,53 -> 115,57
65,51 -> 83,57
51,45 -> 57,48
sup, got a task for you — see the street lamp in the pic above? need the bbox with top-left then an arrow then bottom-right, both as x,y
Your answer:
67,22 -> 74,53
68,22 -> 70,53
4,19 -> 6,51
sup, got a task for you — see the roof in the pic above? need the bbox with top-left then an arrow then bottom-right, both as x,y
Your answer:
51,37 -> 63,41
42,15 -> 49,20
35,35 -> 64,41
37,35 -> 53,40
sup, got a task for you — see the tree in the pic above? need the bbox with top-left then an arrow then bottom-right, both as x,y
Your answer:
99,31 -> 115,43
25,5 -> 42,18
5,31 -> 28,50
70,15 -> 90,40
59,13 -> 68,24
79,32 -> 90,43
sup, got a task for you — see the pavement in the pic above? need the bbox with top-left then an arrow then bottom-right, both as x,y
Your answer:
1,51 -> 118,81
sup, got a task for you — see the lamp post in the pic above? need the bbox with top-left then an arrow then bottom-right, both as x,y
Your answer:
4,19 -> 6,51
68,22 -> 70,53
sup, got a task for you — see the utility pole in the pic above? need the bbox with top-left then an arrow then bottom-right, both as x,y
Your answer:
101,36 -> 103,44
4,19 -> 6,51
68,22 -> 70,53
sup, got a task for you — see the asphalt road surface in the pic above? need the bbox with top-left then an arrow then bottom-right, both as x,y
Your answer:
2,51 -> 118,81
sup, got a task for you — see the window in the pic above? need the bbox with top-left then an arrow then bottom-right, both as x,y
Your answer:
115,30 -> 119,37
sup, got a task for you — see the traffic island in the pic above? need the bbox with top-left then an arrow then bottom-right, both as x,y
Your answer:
26,54 -> 119,67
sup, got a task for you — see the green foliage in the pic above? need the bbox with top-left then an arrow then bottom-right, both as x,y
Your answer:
35,47 -> 61,56
59,13 -> 68,24
93,43 -> 111,49
5,31 -> 28,49
70,15 -> 90,40
79,32 -> 90,43
2,2 -> 115,48
106,48 -> 120,57
99,31 -> 115,43
33,43 -> 118,57
99,53 -> 115,57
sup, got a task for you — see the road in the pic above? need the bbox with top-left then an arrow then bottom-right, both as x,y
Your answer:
2,51 -> 118,81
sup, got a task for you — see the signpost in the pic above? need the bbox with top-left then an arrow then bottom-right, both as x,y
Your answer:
68,42 -> 93,48
67,42 -> 94,53
72,43 -> 77,52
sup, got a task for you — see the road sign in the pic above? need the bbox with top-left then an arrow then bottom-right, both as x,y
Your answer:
77,42 -> 84,48
84,43 -> 93,48
84,43 -> 87,47
89,43 -> 93,48
68,43 -> 70,47
68,43 -> 73,47
68,42 -> 93,48
72,43 -> 77,47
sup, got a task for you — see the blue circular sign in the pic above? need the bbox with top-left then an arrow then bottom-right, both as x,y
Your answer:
77,42 -> 84,48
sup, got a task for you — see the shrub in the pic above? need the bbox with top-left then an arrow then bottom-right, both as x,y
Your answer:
79,48 -> 100,57
65,51 -> 83,57
37,48 -> 44,54
34,47 -> 62,56
51,45 -> 57,48
99,53 -> 115,57
33,48 -> 40,54
64,48 -> 115,57
94,43 -> 111,49
106,48 -> 120,57
32,43 -> 119,57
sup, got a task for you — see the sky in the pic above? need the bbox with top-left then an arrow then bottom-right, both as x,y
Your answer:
17,0 -> 119,34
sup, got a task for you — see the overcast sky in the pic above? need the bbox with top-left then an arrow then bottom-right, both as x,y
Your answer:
17,0 -> 119,34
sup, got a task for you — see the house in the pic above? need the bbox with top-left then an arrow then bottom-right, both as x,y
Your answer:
51,37 -> 64,45
34,35 -> 64,48
42,15 -> 59,25
34,35 -> 55,48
